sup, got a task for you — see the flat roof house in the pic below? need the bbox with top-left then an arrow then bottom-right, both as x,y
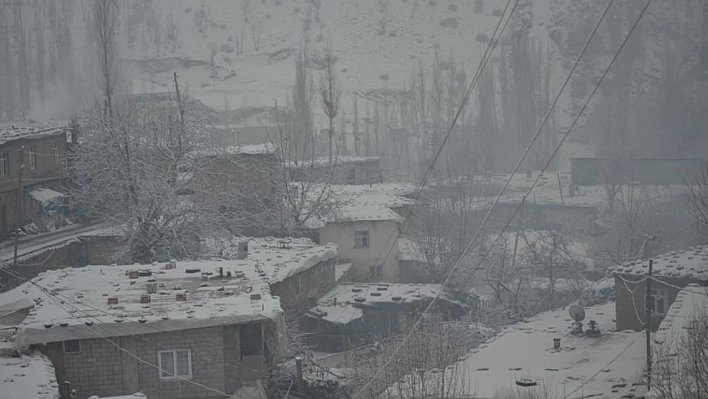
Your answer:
0,236 -> 339,399
611,246 -> 708,332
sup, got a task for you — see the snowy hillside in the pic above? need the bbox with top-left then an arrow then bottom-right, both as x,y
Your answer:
120,0 -> 545,111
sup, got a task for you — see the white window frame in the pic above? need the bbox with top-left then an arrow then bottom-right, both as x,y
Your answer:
354,230 -> 370,248
0,152 -> 8,176
650,288 -> 668,315
28,146 -> 37,170
63,339 -> 81,354
158,348 -> 193,380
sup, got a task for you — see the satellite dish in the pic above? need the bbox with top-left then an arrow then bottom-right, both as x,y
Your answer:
569,304 -> 586,322
307,288 -> 319,299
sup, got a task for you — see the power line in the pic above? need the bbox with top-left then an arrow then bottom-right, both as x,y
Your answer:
365,0 -> 519,290
352,0 -> 656,395
349,0 -> 520,396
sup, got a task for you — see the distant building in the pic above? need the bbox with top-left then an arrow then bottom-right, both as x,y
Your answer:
570,157 -> 708,186
287,156 -> 383,185
611,246 -> 708,331
0,122 -> 69,239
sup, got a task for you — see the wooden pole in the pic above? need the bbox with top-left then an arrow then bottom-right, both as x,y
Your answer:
12,145 -> 25,268
295,355 -> 306,399
645,259 -> 653,390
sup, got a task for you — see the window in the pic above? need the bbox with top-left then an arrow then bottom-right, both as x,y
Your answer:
52,143 -> 59,164
158,349 -> 192,379
28,146 -> 37,169
240,323 -> 263,357
0,152 -> 8,176
63,340 -> 81,354
649,289 -> 668,315
354,230 -> 370,248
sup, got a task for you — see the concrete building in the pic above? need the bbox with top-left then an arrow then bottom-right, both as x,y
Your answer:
611,246 -> 708,331
310,184 -> 415,283
2,237 -> 339,399
0,122 -> 69,239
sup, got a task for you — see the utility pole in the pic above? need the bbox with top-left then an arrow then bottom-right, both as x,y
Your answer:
13,145 -> 25,268
295,355 -> 306,399
645,258 -> 653,390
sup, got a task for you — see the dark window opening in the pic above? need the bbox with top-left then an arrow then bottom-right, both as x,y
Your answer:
63,340 -> 81,354
240,323 -> 263,357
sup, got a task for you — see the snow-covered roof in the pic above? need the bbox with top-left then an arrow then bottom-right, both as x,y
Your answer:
468,171 -> 687,211
0,122 -> 68,146
286,156 -> 380,169
0,348 -> 59,399
3,261 -> 282,346
194,143 -> 276,157
655,284 -> 708,344
335,263 -> 352,282
222,143 -> 276,155
26,188 -> 64,206
88,394 -> 146,399
609,245 -> 708,280
306,183 -> 416,228
646,284 -> 708,399
307,283 -> 452,325
386,302 -> 648,399
1,236 -> 336,346
206,237 -> 338,284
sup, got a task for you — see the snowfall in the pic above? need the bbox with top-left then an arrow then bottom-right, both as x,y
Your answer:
385,302 -> 648,399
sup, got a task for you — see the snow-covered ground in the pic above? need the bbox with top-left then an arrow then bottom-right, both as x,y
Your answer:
0,346 -> 59,399
386,302 -> 648,398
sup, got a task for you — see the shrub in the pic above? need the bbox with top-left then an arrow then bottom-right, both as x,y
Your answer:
185,7 -> 192,13
492,8 -> 503,17
448,3 -> 458,12
475,32 -> 489,43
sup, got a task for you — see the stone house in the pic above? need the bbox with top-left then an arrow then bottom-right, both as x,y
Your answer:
611,246 -> 708,331
0,122 -> 69,239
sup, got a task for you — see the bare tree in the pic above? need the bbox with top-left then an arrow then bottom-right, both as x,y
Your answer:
319,43 -> 341,165
68,93 -> 273,263
653,307 -> 708,399
91,0 -> 120,119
